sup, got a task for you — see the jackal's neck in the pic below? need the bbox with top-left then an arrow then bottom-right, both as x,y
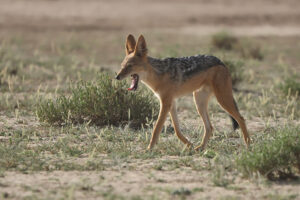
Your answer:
138,57 -> 170,95
147,56 -> 183,83
147,56 -> 169,75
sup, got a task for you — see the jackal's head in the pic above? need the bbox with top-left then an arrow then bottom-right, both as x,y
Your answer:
115,34 -> 148,91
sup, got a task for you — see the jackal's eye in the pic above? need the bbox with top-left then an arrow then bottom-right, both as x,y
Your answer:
126,64 -> 132,68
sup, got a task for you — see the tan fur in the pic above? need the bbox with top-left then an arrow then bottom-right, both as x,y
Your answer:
117,34 -> 251,150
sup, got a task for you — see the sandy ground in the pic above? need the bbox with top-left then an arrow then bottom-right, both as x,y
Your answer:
2,170 -> 300,200
0,0 -> 299,199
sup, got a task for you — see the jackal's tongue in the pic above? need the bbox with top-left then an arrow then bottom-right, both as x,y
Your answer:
128,74 -> 139,91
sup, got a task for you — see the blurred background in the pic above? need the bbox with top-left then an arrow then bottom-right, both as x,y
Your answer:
1,0 -> 300,69
0,0 -> 299,116
0,0 -> 299,108
1,0 -> 300,34
1,0 -> 299,68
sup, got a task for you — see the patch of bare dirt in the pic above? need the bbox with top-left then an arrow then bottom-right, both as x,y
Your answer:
1,169 -> 299,199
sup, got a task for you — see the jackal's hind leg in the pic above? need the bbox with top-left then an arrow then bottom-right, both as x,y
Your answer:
193,87 -> 213,151
212,78 -> 251,147
169,101 -> 192,148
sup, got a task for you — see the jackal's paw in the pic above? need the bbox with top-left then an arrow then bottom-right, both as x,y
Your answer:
245,137 -> 251,148
186,142 -> 193,149
147,145 -> 153,151
194,144 -> 206,152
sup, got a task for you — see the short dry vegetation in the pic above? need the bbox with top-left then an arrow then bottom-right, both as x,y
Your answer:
279,76 -> 300,97
37,73 -> 159,128
236,127 -> 300,180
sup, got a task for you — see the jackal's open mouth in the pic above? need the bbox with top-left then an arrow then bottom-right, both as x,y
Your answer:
128,74 -> 139,91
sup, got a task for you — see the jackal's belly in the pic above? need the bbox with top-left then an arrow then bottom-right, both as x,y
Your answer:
173,65 -> 226,97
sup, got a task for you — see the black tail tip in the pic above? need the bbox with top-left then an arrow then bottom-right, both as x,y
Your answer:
230,116 -> 239,130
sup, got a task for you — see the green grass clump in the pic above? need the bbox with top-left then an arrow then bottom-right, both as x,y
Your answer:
223,59 -> 244,86
240,45 -> 264,60
0,46 -> 20,89
236,127 -> 300,180
211,32 -> 238,50
236,39 -> 264,60
37,73 -> 159,128
279,77 -> 300,97
211,32 -> 264,60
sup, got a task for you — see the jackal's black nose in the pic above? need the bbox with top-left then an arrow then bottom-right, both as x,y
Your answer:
115,75 -> 120,80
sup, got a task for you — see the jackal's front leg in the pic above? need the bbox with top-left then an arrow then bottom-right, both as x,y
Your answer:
169,102 -> 192,147
147,98 -> 172,150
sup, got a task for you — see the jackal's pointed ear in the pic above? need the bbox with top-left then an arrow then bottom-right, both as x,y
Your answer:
135,35 -> 147,57
125,34 -> 136,55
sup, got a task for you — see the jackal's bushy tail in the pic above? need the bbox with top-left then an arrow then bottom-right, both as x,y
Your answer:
230,99 -> 239,130
230,116 -> 239,130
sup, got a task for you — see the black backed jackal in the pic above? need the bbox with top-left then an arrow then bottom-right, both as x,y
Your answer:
116,34 -> 250,151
